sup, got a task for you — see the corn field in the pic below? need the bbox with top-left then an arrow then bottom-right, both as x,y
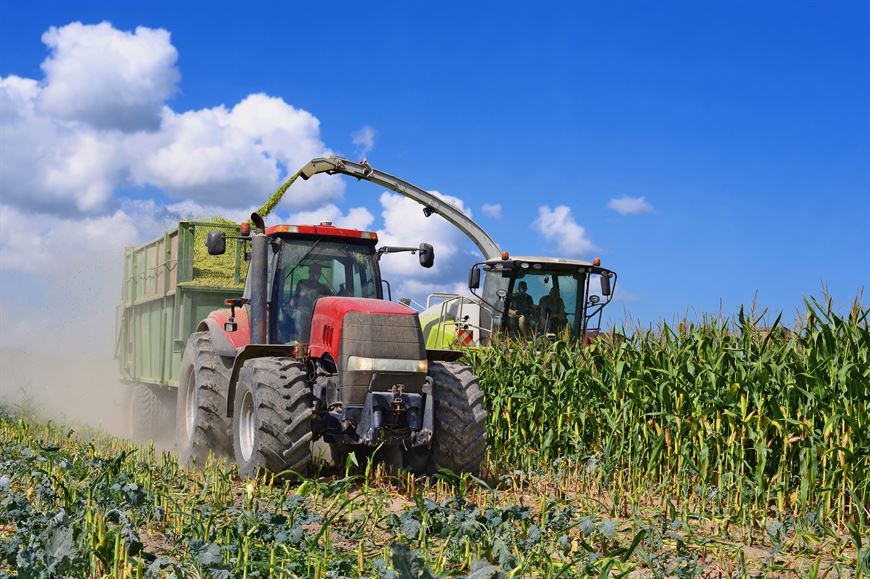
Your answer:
0,295 -> 867,576
468,296 -> 869,531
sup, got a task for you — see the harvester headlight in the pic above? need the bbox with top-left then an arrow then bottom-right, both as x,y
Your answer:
346,356 -> 428,373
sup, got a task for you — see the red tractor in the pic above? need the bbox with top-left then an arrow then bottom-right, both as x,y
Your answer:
175,213 -> 486,477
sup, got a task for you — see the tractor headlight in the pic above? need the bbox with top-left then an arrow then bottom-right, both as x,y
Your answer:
346,356 -> 428,373
346,356 -> 374,371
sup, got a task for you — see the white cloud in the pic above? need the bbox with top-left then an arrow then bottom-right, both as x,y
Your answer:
0,23 -> 342,216
0,75 -> 39,122
532,205 -> 596,257
481,203 -> 503,219
607,195 -> 654,215
0,203 -> 140,359
119,198 -> 375,241
38,22 -> 179,131
0,203 -> 138,275
351,125 -> 376,157
129,95 -> 341,208
389,279 -> 470,305
376,191 -> 476,301
0,75 -> 128,213
285,204 -> 374,231
118,198 -> 256,240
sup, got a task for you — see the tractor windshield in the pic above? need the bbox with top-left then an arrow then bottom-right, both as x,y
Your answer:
272,239 -> 380,343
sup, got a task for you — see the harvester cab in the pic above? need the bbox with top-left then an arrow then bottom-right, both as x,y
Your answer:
467,255 -> 617,343
178,213 -> 487,478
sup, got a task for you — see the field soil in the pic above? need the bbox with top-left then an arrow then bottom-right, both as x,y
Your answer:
0,410 -> 862,577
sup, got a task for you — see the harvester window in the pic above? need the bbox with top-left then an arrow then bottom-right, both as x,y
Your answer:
505,271 -> 578,337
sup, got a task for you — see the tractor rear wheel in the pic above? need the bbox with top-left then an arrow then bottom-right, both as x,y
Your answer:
232,358 -> 315,479
128,383 -> 174,444
176,332 -> 234,465
428,362 -> 487,475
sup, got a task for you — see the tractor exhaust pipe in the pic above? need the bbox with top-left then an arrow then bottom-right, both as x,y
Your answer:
249,214 -> 269,344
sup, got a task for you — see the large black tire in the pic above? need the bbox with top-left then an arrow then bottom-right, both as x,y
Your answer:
428,362 -> 487,475
176,332 -> 233,465
232,358 -> 315,479
128,383 -> 174,443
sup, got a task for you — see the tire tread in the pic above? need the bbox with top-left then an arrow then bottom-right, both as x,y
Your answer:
428,361 -> 487,474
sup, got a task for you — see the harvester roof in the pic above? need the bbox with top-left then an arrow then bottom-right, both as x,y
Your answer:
483,255 -> 615,275
503,255 -> 595,267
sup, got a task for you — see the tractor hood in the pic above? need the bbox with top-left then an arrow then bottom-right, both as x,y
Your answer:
308,297 -> 417,360
309,297 -> 427,406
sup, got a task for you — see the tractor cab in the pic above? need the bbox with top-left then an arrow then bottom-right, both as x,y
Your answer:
263,224 -> 384,345
207,220 -> 432,347
470,255 -> 617,342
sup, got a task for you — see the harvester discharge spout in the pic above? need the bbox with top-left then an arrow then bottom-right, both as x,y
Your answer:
298,157 -> 502,261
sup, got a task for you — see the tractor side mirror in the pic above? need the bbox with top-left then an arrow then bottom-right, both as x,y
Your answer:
206,230 -> 227,255
418,243 -> 434,268
600,273 -> 612,296
468,266 -> 481,290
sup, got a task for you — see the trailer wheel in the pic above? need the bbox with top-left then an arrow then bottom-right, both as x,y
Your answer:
428,362 -> 487,475
128,383 -> 174,443
176,332 -> 233,465
232,358 -> 315,478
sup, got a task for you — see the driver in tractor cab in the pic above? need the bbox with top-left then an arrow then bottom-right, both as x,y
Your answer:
538,286 -> 567,333
292,263 -> 332,341
509,280 -> 534,335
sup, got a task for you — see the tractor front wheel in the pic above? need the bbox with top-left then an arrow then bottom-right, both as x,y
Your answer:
232,358 -> 315,479
428,362 -> 487,475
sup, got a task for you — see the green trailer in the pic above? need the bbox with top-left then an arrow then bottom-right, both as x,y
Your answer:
116,220 -> 246,440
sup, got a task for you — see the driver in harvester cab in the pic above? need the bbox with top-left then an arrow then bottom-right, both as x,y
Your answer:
509,281 -> 534,335
538,286 -> 567,333
293,263 -> 332,341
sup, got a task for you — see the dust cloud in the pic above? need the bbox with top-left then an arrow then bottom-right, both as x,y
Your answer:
0,348 -> 129,437
0,226 -> 138,438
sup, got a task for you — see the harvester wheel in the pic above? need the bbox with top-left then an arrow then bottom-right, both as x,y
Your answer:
232,358 -> 315,478
129,383 -> 174,443
176,332 -> 233,465
428,362 -> 487,475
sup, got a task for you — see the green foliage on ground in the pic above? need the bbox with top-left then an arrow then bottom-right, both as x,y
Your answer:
1,413 -> 864,577
0,295 -> 866,576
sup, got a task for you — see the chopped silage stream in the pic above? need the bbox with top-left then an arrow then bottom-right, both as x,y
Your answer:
186,170 -> 302,288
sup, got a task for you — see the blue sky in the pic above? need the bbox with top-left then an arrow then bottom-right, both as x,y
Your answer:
1,1 -> 868,339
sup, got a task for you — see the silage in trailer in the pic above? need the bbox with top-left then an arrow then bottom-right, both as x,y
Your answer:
188,220 -> 248,288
